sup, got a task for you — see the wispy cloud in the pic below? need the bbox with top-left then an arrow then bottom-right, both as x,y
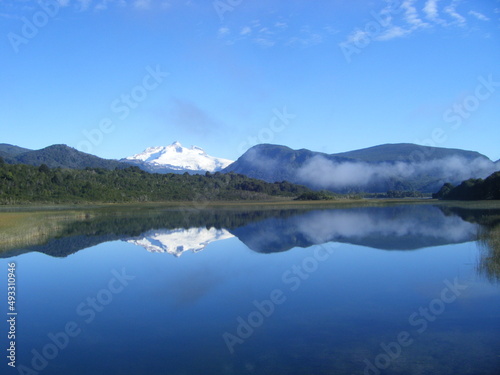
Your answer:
253,38 -> 276,48
468,10 -> 490,22
275,21 -> 288,30
217,17 -> 331,48
345,29 -> 369,44
133,0 -> 151,10
376,26 -> 411,41
401,0 -> 429,28
77,0 -> 92,11
218,26 -> 230,37
240,26 -> 251,35
0,0 -> 171,13
444,0 -> 466,26
423,0 -> 440,21
341,0 -> 490,46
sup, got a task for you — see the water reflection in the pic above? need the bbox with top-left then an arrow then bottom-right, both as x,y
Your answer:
2,203 -> 500,375
477,223 -> 500,282
232,205 -> 479,253
126,227 -> 234,256
1,203 -> 496,258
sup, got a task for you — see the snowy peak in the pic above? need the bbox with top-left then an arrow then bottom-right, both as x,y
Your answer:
125,141 -> 233,172
125,227 -> 234,257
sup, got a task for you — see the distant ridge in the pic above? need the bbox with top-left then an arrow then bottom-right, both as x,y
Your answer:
332,143 -> 486,163
2,141 -> 498,193
223,143 -> 498,193
0,144 -> 32,156
1,144 -> 125,170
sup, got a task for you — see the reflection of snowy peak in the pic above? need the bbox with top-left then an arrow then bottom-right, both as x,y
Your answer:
125,141 -> 233,172
125,227 -> 234,256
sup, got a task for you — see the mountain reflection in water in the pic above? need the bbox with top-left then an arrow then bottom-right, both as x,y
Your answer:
1,202 -> 500,375
0,203 -> 492,257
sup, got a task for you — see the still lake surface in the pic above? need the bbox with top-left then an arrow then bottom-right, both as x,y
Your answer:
1,202 -> 500,375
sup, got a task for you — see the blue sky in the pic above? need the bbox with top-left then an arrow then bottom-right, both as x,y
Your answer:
1,0 -> 499,161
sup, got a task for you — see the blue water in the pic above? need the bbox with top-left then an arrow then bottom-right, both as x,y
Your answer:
1,204 -> 500,375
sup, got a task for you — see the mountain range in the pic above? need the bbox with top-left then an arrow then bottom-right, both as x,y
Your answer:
0,144 -> 125,170
223,143 -> 500,193
1,141 -> 499,193
0,142 -> 230,173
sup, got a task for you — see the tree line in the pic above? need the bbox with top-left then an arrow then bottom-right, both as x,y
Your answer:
0,157 -> 312,204
433,171 -> 500,200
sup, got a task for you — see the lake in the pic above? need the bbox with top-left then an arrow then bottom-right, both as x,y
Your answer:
1,202 -> 499,375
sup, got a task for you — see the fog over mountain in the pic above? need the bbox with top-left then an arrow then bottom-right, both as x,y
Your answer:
225,143 -> 500,193
296,154 -> 497,191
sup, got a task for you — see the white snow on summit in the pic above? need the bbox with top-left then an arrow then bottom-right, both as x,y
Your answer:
125,227 -> 234,257
126,141 -> 233,172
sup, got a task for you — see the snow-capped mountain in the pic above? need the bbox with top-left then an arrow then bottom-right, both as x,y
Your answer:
125,227 -> 234,257
123,141 -> 233,173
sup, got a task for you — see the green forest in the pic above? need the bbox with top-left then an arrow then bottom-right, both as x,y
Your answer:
0,157 -> 313,204
433,171 -> 500,200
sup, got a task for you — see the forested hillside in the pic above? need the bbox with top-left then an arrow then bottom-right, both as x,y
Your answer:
433,171 -> 500,200
0,158 -> 311,204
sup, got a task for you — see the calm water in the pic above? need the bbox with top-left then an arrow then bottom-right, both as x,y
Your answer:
1,203 -> 500,375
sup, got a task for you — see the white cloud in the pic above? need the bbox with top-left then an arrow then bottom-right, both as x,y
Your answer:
423,0 -> 440,20
258,27 -> 272,35
345,29 -> 370,44
77,0 -> 92,11
341,0 -> 493,47
253,38 -> 275,47
134,0 -> 151,10
401,0 -> 429,28
376,26 -> 411,41
95,0 -> 110,11
218,27 -> 230,36
468,10 -> 490,21
218,18 -> 327,49
444,1 -> 466,26
58,0 -> 71,7
240,26 -> 251,35
275,21 -> 287,29
286,26 -> 323,46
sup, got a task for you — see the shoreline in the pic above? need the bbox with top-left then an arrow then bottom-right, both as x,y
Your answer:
1,198 -> 500,214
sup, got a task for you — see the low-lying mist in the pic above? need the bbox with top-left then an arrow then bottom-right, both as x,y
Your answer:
296,155 -> 499,192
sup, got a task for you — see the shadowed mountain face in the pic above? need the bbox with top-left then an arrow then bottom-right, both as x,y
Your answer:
0,144 -> 32,156
0,144 -> 126,170
223,143 -> 499,193
2,203 -> 496,259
